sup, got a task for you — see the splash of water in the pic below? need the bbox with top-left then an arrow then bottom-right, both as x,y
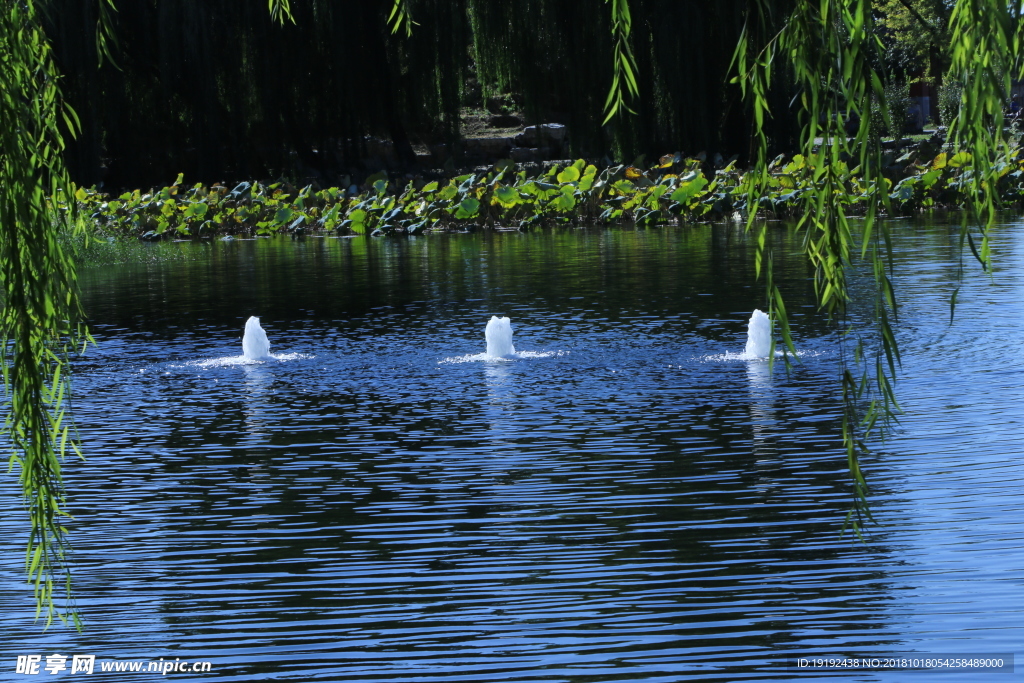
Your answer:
485,316 -> 516,358
744,309 -> 772,359
242,316 -> 272,360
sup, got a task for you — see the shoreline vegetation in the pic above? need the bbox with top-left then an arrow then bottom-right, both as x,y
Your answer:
65,143 -> 1024,243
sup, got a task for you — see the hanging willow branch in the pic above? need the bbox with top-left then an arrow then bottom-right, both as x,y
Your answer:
1,0 -> 90,628
944,0 -> 1017,284
735,0 -> 1016,537
390,0 -> 638,124
388,0 -> 417,37
602,0 -> 640,124
268,0 -> 295,26
734,0 -> 896,538
94,0 -> 118,67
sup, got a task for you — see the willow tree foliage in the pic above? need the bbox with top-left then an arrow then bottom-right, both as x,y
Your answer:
734,0 -> 1023,535
1,0 -> 93,628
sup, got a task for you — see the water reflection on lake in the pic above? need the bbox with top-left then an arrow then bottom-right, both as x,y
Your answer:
2,221 -> 1022,681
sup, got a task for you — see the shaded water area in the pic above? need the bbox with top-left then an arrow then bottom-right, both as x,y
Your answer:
3,221 -> 1023,681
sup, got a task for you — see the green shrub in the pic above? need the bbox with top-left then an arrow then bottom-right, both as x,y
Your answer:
870,77 -> 911,140
939,79 -> 963,127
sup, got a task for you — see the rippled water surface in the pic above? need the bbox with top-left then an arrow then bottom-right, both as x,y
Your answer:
3,222 -> 1022,681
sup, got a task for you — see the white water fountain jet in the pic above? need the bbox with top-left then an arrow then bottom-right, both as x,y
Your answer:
485,316 -> 516,358
439,316 -> 564,363
242,316 -> 272,360
744,309 -> 773,359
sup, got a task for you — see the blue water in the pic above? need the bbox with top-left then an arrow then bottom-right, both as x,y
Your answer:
2,222 -> 1021,681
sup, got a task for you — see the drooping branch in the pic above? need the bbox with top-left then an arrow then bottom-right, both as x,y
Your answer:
602,0 -> 640,124
1,0 -> 90,629
388,0 -> 417,37
734,0 -> 896,538
945,0 -> 1017,273
268,0 -> 294,25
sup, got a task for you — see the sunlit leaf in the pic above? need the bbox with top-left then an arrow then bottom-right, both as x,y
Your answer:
556,166 -> 580,183
948,151 -> 972,168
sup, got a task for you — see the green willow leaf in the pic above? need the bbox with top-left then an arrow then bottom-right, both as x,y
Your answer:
388,0 -> 418,37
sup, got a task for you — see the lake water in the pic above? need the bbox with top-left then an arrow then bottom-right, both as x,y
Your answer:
2,221 -> 1022,681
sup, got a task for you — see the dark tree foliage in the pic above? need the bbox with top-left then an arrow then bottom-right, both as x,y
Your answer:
471,0 -> 758,160
46,0 -> 469,189
44,0 -> 801,188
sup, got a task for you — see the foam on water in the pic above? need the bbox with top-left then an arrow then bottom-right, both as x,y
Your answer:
702,348 -> 824,363
440,350 -> 567,364
189,352 -> 310,368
